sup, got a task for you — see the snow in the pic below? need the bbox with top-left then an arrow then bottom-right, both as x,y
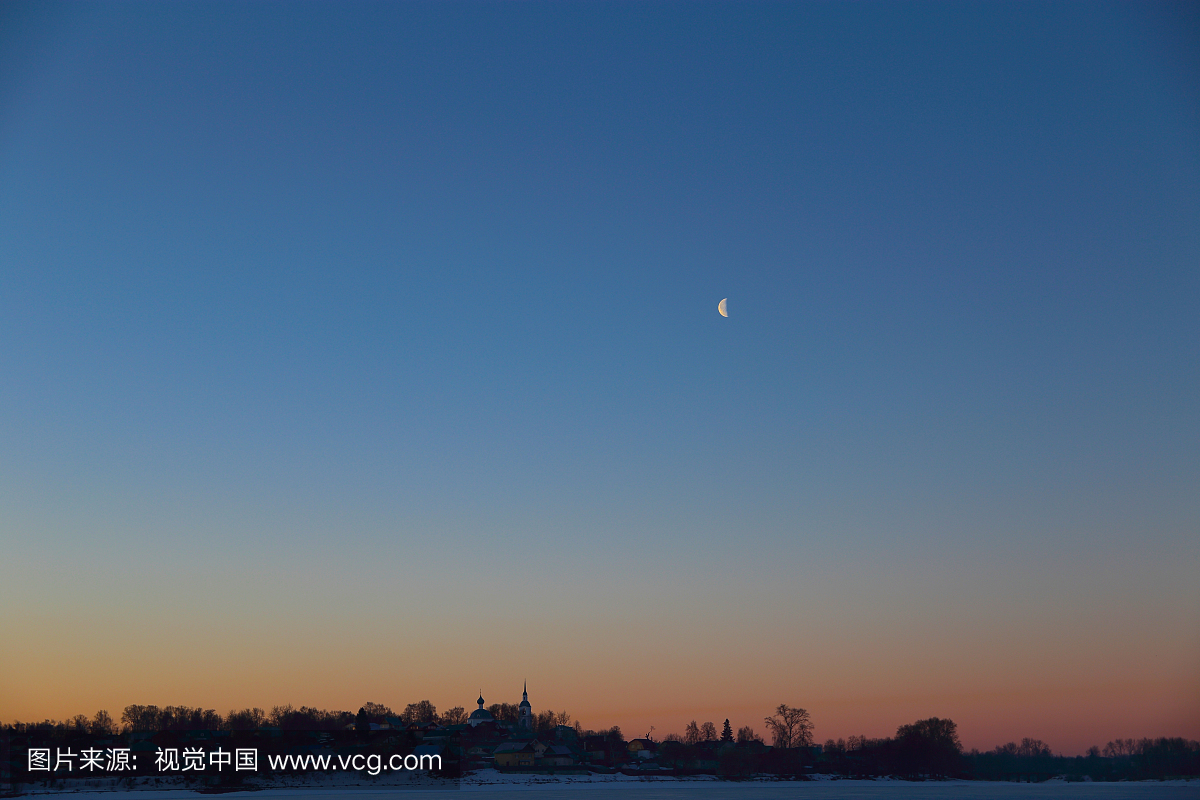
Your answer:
12,773 -> 1199,799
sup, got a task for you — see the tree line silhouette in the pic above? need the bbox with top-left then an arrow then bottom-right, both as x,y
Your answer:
819,730 -> 1199,782
6,703 -> 1198,782
6,701 -> 592,741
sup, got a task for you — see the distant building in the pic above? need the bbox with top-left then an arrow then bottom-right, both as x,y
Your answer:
493,741 -> 536,768
628,738 -> 657,759
455,682 -> 562,770
467,693 -> 495,727
517,681 -> 532,731
492,739 -> 578,770
541,744 -> 575,767
583,735 -> 608,763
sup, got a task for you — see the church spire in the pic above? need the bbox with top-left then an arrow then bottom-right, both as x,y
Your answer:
517,679 -> 532,729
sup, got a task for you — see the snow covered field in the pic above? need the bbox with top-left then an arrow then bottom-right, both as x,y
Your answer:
11,773 -> 1199,800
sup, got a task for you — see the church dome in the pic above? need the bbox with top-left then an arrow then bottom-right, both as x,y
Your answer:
467,690 -> 493,726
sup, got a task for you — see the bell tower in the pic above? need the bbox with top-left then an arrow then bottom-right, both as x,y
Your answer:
517,681 -> 532,730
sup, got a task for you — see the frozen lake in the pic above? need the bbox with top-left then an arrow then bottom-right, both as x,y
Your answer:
16,778 -> 1199,800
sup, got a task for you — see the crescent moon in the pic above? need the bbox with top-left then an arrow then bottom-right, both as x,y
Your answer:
718,298 -> 728,317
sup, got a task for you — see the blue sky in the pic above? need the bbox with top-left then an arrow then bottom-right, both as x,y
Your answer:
2,2 -> 1198,751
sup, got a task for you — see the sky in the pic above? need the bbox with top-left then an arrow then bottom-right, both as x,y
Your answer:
1,1 -> 1198,756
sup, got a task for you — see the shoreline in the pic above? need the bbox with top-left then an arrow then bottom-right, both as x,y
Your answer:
8,770 -> 1199,797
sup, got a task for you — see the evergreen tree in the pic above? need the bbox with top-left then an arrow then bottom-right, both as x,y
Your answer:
721,719 -> 734,743
355,707 -> 369,738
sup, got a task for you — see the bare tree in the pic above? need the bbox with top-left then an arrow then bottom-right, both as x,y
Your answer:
402,700 -> 437,725
1099,738 -> 1128,758
763,704 -> 813,749
90,710 -> 116,735
700,721 -> 718,742
441,706 -> 468,725
268,705 -> 294,727
736,725 -> 762,743
895,717 -> 962,777
157,706 -> 221,731
684,720 -> 701,745
267,705 -> 352,731
225,708 -> 266,731
1017,738 -> 1052,758
487,703 -> 519,723
122,705 -> 162,732
360,702 -> 394,722
1103,739 -> 1141,758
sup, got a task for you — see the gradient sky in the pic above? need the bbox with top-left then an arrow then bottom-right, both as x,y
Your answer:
2,1 -> 1198,756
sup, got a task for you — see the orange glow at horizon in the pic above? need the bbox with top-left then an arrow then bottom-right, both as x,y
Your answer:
4,610 -> 1197,757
